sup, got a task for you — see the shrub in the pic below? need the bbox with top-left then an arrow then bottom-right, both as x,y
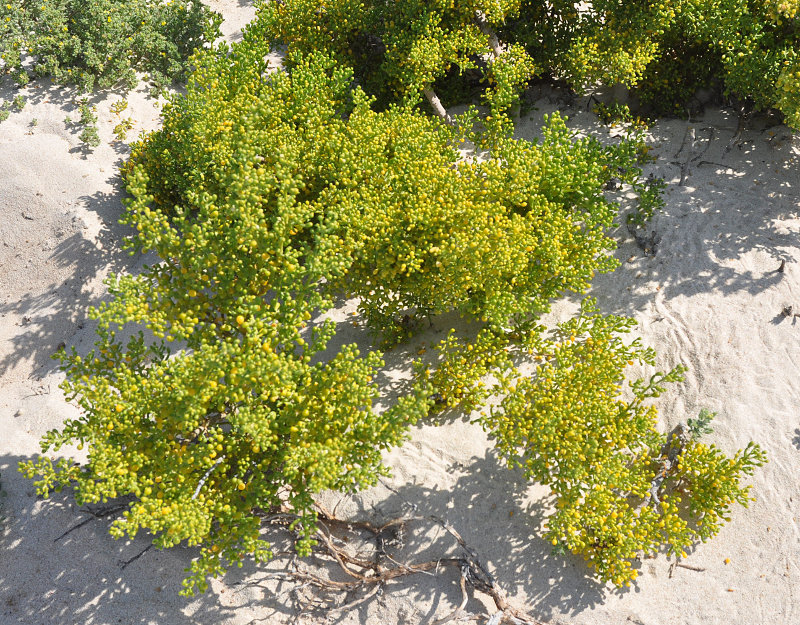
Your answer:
259,0 -> 800,128
0,0 -> 222,93
254,0 -> 537,134
477,299 -> 766,586
21,51 -> 438,594
509,0 -> 800,123
21,24 -> 765,596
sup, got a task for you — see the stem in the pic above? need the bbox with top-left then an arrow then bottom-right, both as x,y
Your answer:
475,11 -> 503,59
192,456 -> 225,500
423,87 -> 454,125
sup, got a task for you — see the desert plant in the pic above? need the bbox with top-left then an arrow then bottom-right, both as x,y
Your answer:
23,44 -> 655,593
112,118 -> 134,142
254,0 -> 537,136
0,0 -> 222,94
259,0 -> 800,128
110,98 -> 129,115
21,20 -> 765,598
477,299 -> 766,586
511,0 -> 800,123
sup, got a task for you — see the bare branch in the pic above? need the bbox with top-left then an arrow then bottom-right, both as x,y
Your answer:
635,423 -> 690,513
422,12 -> 508,125
431,567 -> 470,625
475,12 -> 503,59
192,456 -> 225,500
268,507 -> 546,624
423,87 -> 455,125
54,497 -> 133,542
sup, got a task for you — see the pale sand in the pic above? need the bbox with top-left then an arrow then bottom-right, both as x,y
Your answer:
1,3 -> 799,624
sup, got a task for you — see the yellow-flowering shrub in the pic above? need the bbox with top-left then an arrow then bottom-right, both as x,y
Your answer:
255,0 -> 536,130
510,0 -> 800,123
260,0 -> 800,127
21,30 -> 765,597
21,51 -> 433,596
477,299 -> 766,586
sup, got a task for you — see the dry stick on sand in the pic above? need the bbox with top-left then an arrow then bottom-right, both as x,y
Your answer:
672,126 -> 715,186
54,493 -> 543,623
668,561 -> 706,578
253,504 -> 546,625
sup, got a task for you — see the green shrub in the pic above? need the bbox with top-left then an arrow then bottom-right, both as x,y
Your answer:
22,50 -> 441,596
254,0 -> 537,134
478,299 -> 766,586
259,0 -> 800,128
21,26 -> 765,597
112,118 -> 133,142
0,0 -> 222,93
510,0 -> 800,123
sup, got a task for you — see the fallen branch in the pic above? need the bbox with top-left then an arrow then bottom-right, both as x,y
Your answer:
671,126 -> 715,186
120,544 -> 153,570
676,562 -> 706,572
275,505 -> 547,624
50,493 -> 545,623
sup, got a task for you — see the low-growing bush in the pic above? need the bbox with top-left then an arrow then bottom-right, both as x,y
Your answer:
509,0 -> 800,122
260,0 -> 800,128
254,0 -> 537,135
0,0 -> 222,93
21,21 -> 766,598
476,300 -> 766,586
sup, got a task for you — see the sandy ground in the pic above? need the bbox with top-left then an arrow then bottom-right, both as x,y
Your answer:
1,3 -> 799,624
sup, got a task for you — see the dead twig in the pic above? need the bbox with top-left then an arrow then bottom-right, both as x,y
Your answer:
671,126 -> 715,186
635,423 -> 690,514
120,544 -> 153,570
54,515 -> 97,542
724,104 -> 751,155
668,560 -> 706,577
431,567 -> 470,625
676,562 -> 706,572
265,504 -> 546,624
54,497 -> 134,542
324,582 -> 383,617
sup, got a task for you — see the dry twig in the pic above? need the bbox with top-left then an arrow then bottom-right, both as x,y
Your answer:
635,423 -> 690,513
255,504 -> 545,624
51,493 -> 544,623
